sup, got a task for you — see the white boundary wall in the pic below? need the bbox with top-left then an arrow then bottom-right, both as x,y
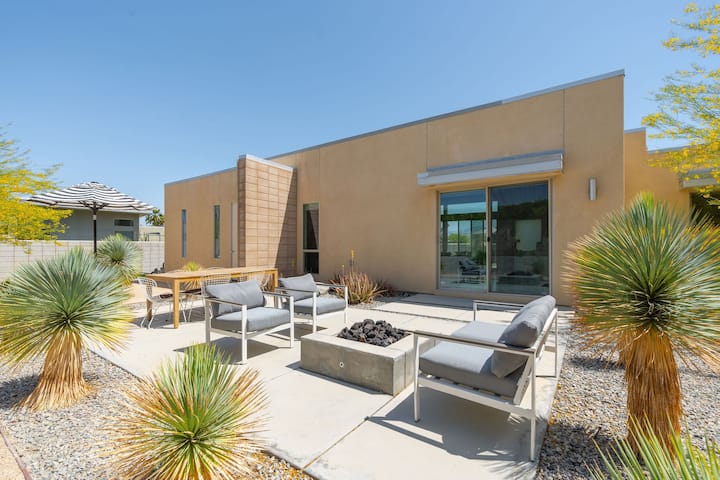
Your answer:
0,241 -> 164,280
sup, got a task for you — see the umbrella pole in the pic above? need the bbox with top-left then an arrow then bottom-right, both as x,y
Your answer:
92,207 -> 98,254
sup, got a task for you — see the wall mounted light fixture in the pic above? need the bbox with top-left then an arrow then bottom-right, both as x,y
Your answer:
589,177 -> 597,201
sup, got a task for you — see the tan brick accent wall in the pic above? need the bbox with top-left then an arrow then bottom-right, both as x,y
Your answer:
238,157 -> 297,275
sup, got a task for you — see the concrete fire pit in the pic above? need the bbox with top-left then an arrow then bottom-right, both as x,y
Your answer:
300,323 -> 418,395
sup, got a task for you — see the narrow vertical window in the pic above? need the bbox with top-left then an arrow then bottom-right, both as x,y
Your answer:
213,205 -> 221,258
303,203 -> 319,274
181,209 -> 187,258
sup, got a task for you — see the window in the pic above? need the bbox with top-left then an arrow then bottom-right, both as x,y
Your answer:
303,203 -> 319,273
181,209 -> 187,258
213,205 -> 220,258
114,219 -> 134,227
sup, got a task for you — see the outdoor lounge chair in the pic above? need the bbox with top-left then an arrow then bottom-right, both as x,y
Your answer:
201,276 -> 295,364
277,273 -> 348,332
413,295 -> 558,460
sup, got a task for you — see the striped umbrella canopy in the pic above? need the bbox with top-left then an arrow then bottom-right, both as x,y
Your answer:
27,181 -> 155,253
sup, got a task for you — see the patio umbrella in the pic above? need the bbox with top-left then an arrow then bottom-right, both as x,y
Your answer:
27,181 -> 155,253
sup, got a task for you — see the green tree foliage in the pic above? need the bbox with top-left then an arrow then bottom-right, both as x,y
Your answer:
107,343 -> 267,479
566,193 -> 720,448
0,130 -> 71,243
642,4 -> 720,195
0,248 -> 132,410
144,208 -> 165,226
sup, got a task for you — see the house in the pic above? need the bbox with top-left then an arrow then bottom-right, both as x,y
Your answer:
57,208 -> 145,241
164,70 -> 702,305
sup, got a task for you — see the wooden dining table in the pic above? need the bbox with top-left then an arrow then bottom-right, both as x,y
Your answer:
146,266 -> 279,328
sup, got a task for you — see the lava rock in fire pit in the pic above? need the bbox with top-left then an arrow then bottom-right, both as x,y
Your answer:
338,319 -> 409,347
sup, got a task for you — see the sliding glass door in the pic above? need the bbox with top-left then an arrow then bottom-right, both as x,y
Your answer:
489,183 -> 549,295
438,182 -> 549,296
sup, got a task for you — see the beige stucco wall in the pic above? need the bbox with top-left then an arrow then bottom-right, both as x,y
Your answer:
165,168 -> 238,271
268,74 -> 626,305
623,129 -> 689,210
165,72 -> 694,307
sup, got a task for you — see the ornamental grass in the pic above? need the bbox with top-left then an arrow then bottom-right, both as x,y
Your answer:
106,343 -> 268,480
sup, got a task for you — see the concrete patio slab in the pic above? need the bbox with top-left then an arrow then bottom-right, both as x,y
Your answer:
260,370 -> 391,468
307,311 -> 563,480
90,293 -> 568,480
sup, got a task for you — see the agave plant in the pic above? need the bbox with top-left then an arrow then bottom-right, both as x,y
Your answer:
590,418 -> 720,479
107,343 -> 268,480
96,234 -> 142,285
566,193 -> 720,447
0,247 -> 132,410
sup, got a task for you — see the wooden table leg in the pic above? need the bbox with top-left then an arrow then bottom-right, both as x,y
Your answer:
146,299 -> 153,323
172,280 -> 180,328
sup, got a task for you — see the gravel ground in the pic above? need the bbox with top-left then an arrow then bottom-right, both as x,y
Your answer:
537,326 -> 720,479
0,352 -> 313,480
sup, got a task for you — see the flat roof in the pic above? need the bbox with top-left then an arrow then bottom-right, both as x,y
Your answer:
267,69 -> 625,160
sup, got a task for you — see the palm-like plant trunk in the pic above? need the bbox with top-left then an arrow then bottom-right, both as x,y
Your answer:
624,329 -> 681,450
19,332 -> 92,410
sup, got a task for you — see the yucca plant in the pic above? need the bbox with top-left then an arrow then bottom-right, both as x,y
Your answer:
590,418 -> 720,479
96,234 -> 142,285
566,193 -> 720,448
107,343 -> 268,480
0,247 -> 132,410
181,261 -> 204,291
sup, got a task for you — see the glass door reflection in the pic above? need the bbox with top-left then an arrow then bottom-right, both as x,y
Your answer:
439,191 -> 487,291
489,183 -> 549,295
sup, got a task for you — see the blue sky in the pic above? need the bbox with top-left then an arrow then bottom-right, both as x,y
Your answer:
1,1 -> 704,214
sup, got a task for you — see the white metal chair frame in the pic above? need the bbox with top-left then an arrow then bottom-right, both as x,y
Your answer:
201,275 -> 295,364
137,277 -> 183,328
413,307 -> 558,461
277,282 -> 348,332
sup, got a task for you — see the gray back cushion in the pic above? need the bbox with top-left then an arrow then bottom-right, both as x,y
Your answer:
278,273 -> 319,301
491,295 -> 555,377
205,280 -> 266,315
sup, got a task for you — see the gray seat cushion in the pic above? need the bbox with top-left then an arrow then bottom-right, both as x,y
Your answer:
419,342 -> 523,399
294,296 -> 346,316
214,307 -> 291,333
205,280 -> 266,315
451,321 -> 507,343
491,295 -> 556,378
278,274 -> 319,301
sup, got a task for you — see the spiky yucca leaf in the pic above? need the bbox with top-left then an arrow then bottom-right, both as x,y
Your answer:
96,234 -> 142,285
107,343 -> 268,480
0,247 -> 132,409
566,193 -> 720,446
590,418 -> 720,479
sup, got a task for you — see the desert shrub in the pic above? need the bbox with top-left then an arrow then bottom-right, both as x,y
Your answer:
106,343 -> 268,480
96,234 -> 142,285
0,247 -> 131,410
331,270 -> 390,304
590,418 -> 720,479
